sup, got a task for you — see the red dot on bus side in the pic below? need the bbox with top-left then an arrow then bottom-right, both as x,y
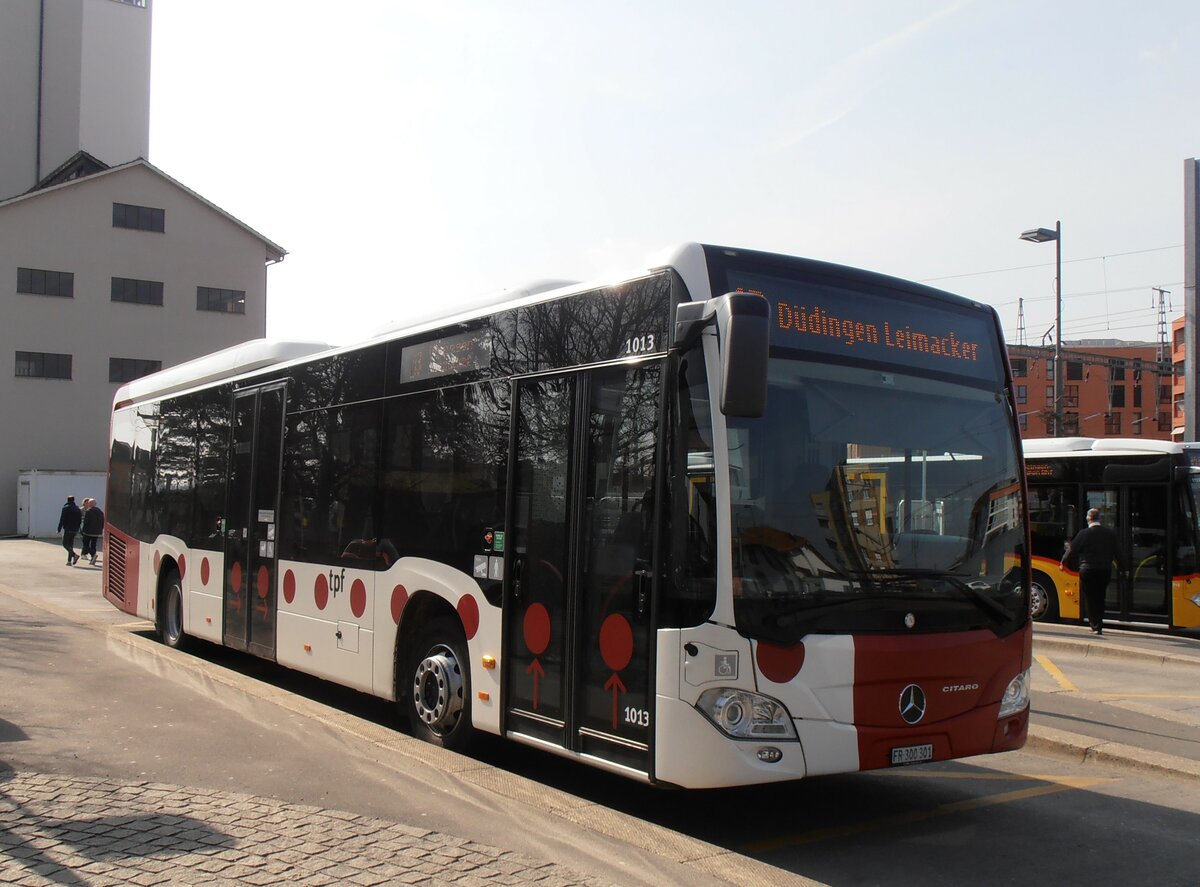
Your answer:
201,557 -> 210,586
391,585 -> 408,624
231,561 -> 242,595
599,614 -> 633,672
178,555 -> 186,579
523,603 -> 551,656
350,579 -> 367,619
457,595 -> 479,640
756,641 -> 806,684
314,572 -> 329,610
283,569 -> 296,604
257,565 -> 270,600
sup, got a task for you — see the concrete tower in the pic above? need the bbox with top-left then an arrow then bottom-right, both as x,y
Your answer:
0,0 -> 152,200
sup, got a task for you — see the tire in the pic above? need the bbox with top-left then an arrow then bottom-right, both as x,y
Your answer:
1028,573 -> 1059,622
405,617 -> 473,752
158,568 -> 188,650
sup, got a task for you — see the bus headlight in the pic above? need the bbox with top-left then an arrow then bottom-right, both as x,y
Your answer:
997,668 -> 1030,719
1190,592 -> 1200,608
696,688 -> 797,740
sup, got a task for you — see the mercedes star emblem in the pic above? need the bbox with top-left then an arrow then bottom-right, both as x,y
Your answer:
899,683 -> 927,725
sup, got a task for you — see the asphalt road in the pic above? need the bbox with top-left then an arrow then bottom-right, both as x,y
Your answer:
4,538 -> 1200,885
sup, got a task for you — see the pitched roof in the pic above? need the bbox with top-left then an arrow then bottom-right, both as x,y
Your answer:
0,156 -> 286,263
34,149 -> 111,189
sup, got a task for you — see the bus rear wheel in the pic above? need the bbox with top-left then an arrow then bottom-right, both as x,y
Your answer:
405,617 -> 473,752
158,568 -> 188,649
1029,573 -> 1059,622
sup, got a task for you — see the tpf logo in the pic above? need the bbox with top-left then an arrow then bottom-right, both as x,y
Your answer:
328,568 -> 346,598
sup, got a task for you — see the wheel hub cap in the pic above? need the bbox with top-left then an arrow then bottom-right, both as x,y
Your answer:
413,648 -> 463,731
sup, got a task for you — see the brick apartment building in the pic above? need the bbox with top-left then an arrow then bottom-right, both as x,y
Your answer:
1007,340 -> 1174,440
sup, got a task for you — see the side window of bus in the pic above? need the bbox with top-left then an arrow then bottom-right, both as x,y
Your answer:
662,346 -> 717,627
280,402 -> 383,568
378,382 -> 510,585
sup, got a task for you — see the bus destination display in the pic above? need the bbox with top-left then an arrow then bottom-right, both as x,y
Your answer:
725,269 -> 1000,383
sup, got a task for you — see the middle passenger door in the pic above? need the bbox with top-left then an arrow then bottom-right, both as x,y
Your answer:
504,362 -> 661,775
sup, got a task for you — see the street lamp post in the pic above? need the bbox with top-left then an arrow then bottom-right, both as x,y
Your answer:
1020,221 -> 1062,436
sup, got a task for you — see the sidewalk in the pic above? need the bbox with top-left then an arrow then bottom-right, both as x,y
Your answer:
0,770 -> 607,887
1027,624 -> 1200,782
0,539 -> 803,887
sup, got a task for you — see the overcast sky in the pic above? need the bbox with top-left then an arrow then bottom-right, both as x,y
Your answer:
148,1 -> 1200,348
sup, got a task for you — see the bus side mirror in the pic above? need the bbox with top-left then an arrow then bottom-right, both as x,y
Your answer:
674,293 -> 768,418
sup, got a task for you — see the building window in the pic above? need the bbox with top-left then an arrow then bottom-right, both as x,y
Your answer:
1045,359 -> 1055,379
1015,385 -> 1027,404
1062,413 -> 1080,436
1133,413 -> 1143,436
197,286 -> 246,314
1011,358 -> 1027,378
1045,385 -> 1054,401
1134,385 -> 1143,408
17,267 -> 74,297
1160,385 -> 1172,403
109,357 -> 162,383
112,202 -> 165,233
1018,413 -> 1028,431
15,351 -> 71,379
1109,362 -> 1125,382
111,277 -> 164,306
1110,385 -> 1125,408
1067,361 -> 1083,381
1104,413 -> 1121,435
1159,412 -> 1171,430
1064,385 -> 1079,408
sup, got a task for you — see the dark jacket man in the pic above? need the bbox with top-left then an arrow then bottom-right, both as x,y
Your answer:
57,496 -> 82,565
1062,508 -> 1129,634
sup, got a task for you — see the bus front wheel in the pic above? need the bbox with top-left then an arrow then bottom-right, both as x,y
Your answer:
1029,573 -> 1059,622
158,568 -> 188,649
405,617 -> 473,752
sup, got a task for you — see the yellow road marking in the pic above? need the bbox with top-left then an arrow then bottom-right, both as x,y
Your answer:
1035,653 -> 1078,692
742,774 -> 1112,852
112,621 -> 154,629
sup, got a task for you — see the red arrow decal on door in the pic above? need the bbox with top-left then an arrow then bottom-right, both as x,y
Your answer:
527,658 -> 545,710
604,672 -> 626,729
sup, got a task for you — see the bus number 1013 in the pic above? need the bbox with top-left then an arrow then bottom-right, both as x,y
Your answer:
624,334 -> 656,355
624,706 -> 650,728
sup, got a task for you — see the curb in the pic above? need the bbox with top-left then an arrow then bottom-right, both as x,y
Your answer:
1033,634 -> 1200,668
1026,724 -> 1200,783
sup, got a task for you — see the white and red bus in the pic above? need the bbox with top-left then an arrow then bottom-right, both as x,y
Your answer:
102,243 -> 1032,788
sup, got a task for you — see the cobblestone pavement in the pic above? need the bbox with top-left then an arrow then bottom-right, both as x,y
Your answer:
0,770 -> 611,886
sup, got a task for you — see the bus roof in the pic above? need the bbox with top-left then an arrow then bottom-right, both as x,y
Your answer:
1022,437 -> 1186,458
109,242 -> 999,410
112,338 -> 331,407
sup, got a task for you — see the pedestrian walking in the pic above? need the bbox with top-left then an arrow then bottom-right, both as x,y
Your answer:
57,495 -> 82,565
81,498 -> 105,565
1062,507 -> 1130,635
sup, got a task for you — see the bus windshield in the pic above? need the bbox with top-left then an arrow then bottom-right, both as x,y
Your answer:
727,356 -> 1027,640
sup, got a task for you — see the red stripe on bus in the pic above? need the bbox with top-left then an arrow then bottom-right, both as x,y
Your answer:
853,628 -> 1030,770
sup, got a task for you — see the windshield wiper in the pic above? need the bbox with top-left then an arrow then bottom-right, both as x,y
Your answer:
758,592 -> 889,624
870,569 -> 1015,623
